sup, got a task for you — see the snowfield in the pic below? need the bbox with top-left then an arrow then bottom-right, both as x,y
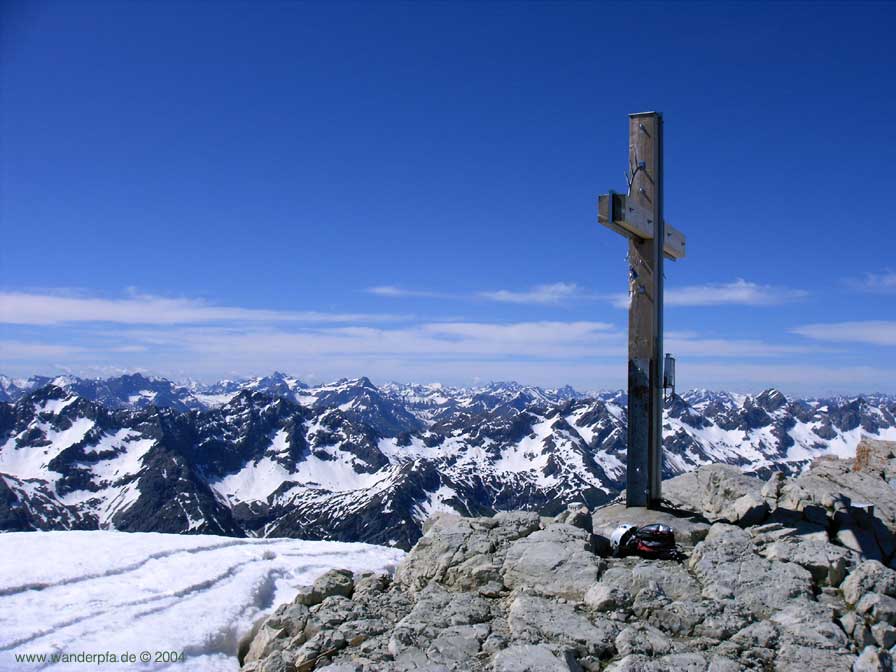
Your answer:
0,531 -> 405,671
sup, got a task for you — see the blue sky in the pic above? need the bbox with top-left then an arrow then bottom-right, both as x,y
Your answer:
1,1 -> 895,394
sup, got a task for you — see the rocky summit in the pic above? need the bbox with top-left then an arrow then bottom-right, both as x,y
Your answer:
1,373 -> 894,549
240,439 -> 896,672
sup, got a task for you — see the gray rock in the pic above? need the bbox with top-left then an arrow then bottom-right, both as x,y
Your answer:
663,464 -> 764,522
853,645 -> 894,672
762,537 -> 853,586
293,628 -> 349,672
773,643 -> 854,672
856,593 -> 896,625
502,524 -> 605,600
295,569 -> 354,606
386,582 -> 493,668
630,560 -> 701,601
842,561 -> 896,606
352,572 -> 390,596
761,471 -> 785,502
803,503 -> 831,527
614,623 -> 671,657
555,503 -> 593,533
731,492 -> 770,527
854,439 -> 896,479
426,623 -> 490,664
749,518 -> 829,548
836,511 -> 886,562
443,552 -> 505,597
303,596 -> 363,641
780,457 -> 896,539
243,622 -> 289,666
770,601 -> 849,649
243,602 -> 312,666
246,651 -> 293,672
689,524 -> 814,619
593,564 -> 635,593
396,512 -> 541,595
731,620 -> 779,649
492,644 -> 577,672
605,653 -> 708,672
644,598 -> 709,637
692,599 -> 752,640
840,611 -> 876,649
584,583 -> 630,612
508,594 -> 619,658
706,656 -> 741,672
871,622 -> 896,649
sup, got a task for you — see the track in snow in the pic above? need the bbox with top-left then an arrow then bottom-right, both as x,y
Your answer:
0,531 -> 404,672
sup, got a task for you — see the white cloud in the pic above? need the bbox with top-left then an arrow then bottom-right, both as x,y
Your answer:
0,291 -> 405,325
610,279 -> 807,309
421,320 -> 618,346
369,282 -> 589,305
666,334 -> 826,357
2,288 -> 885,394
675,362 -> 896,396
365,286 -> 452,299
20,320 -> 814,377
847,270 -> 896,294
117,320 -> 626,360
667,279 -> 807,307
7,348 -> 892,396
477,283 -> 583,304
791,321 -> 896,346
0,340 -> 85,359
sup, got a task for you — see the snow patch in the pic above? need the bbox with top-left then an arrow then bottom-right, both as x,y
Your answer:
0,418 -> 95,482
0,531 -> 404,672
35,396 -> 78,415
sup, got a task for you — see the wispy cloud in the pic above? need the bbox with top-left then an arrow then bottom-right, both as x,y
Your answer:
666,333 -> 827,357
610,279 -> 808,309
0,291 -> 405,325
667,279 -> 808,307
846,270 -> 896,294
791,321 -> 896,346
110,320 -> 626,361
477,283 -> 583,305
0,340 -> 86,359
672,362 -> 896,396
8,319 -> 815,374
2,313 -> 878,392
3,287 -> 886,393
365,286 -> 453,299
368,282 -> 589,306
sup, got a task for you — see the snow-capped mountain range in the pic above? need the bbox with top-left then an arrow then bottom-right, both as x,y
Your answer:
1,372 -> 894,548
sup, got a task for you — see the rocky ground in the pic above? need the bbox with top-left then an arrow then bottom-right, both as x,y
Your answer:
239,439 -> 896,672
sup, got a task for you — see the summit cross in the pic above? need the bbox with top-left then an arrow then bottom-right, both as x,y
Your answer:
597,111 -> 687,508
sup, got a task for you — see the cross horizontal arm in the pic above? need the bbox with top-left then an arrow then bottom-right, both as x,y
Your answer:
597,193 -> 686,260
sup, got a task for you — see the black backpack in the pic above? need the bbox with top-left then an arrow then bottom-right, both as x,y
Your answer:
633,523 -> 676,558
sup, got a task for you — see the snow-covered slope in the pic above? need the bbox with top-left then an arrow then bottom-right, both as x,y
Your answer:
0,531 -> 404,671
1,373 -> 894,548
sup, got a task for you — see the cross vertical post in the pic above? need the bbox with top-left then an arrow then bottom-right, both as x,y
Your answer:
597,111 -> 685,509
626,112 -> 662,508
651,116 -> 664,505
